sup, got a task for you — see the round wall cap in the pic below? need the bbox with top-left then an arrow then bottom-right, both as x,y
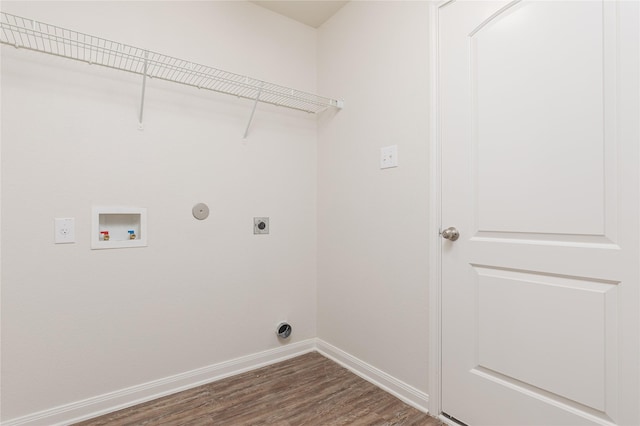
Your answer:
192,203 -> 210,220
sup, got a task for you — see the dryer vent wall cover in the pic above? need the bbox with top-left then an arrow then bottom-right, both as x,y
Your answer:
276,322 -> 292,339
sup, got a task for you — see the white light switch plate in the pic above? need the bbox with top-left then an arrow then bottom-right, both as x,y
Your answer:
380,145 -> 398,169
55,218 -> 75,244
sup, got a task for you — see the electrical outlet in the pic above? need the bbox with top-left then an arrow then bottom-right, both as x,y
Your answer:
380,145 -> 398,169
55,218 -> 75,244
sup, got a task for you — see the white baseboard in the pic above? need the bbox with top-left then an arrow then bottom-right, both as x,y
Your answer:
2,338 -> 430,425
2,339 -> 316,426
315,339 -> 429,414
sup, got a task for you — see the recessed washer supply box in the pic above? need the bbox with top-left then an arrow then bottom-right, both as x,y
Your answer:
92,207 -> 147,249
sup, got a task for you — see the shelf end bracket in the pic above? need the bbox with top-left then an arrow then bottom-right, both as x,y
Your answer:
138,51 -> 149,131
243,83 -> 264,139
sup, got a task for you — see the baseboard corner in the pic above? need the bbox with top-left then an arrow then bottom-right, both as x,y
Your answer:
314,338 -> 429,414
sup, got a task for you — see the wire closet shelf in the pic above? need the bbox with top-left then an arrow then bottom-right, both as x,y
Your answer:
0,12 -> 343,114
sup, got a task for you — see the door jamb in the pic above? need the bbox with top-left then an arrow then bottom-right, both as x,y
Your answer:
427,0 -> 449,417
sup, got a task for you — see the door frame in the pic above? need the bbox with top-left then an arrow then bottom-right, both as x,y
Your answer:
427,0 -> 640,423
427,0 -> 448,418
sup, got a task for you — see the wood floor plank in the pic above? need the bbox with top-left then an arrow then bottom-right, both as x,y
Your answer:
75,352 -> 444,426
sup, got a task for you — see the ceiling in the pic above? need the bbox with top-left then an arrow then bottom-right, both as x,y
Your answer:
250,1 -> 349,28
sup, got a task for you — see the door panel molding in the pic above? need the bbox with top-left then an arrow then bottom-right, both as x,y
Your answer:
473,264 -> 617,411
470,367 -> 616,425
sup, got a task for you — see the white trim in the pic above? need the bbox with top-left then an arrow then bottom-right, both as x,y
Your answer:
315,339 -> 429,414
2,339 -> 433,425
439,414 -> 463,426
1,340 -> 316,426
428,0 -> 446,418
467,0 -> 521,37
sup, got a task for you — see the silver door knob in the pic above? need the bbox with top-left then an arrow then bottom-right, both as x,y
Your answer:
441,227 -> 459,241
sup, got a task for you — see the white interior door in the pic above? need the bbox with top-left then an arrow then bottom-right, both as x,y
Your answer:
438,1 -> 639,425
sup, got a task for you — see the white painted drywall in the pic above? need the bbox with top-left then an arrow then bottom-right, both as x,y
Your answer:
317,1 -> 431,394
1,1 -> 318,420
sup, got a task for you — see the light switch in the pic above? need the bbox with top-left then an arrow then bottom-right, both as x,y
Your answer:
380,145 -> 398,169
55,218 -> 75,244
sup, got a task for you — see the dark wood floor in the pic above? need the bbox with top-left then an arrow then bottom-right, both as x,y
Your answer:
75,351 -> 443,425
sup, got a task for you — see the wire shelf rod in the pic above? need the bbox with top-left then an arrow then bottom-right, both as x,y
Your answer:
0,11 -> 343,115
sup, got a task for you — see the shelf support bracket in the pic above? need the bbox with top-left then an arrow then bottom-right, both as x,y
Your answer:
243,83 -> 264,139
138,51 -> 149,131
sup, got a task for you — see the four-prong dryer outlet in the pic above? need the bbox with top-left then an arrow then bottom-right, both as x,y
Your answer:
254,217 -> 269,234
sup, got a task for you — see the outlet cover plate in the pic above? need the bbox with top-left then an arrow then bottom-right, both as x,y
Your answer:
55,218 -> 75,244
380,145 -> 398,169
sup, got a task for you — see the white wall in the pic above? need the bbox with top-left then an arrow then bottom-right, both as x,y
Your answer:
1,1 -> 318,421
317,1 -> 431,395
1,1 -> 434,422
